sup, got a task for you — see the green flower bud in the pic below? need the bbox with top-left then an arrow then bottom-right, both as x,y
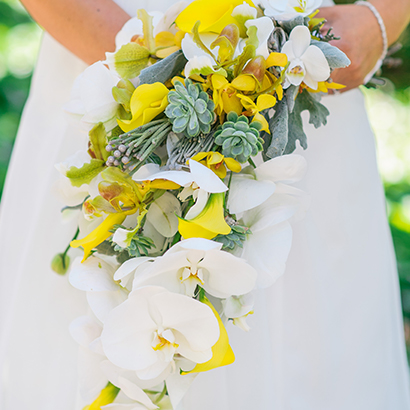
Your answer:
51,253 -> 71,275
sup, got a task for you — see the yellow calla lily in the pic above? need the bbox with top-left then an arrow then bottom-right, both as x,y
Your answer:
182,295 -> 235,374
191,151 -> 241,178
83,383 -> 120,410
117,82 -> 169,132
238,93 -> 277,133
175,0 -> 255,34
178,192 -> 231,239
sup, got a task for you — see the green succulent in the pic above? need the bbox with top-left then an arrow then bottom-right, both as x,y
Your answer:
165,79 -> 215,138
214,224 -> 251,251
214,112 -> 264,163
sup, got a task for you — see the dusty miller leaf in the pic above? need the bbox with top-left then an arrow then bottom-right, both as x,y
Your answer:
138,50 -> 187,85
262,98 -> 289,159
279,16 -> 308,33
285,85 -> 299,114
310,40 -> 351,69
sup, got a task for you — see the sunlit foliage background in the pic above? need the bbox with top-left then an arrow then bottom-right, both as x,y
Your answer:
1,0 -> 410,352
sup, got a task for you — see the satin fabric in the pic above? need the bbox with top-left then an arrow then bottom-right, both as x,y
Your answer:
0,1 -> 409,409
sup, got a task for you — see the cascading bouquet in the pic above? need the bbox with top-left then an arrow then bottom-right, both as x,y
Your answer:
53,0 -> 350,408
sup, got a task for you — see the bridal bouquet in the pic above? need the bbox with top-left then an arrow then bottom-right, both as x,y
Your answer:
53,0 -> 350,408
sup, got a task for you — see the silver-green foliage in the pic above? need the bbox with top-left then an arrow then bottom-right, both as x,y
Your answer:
165,79 -> 215,138
214,112 -> 263,163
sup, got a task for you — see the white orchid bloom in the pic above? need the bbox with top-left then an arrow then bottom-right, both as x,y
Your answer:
228,154 -> 307,214
222,293 -> 254,331
133,238 -> 257,298
64,62 -> 120,131
232,2 -> 258,21
281,25 -> 330,90
261,0 -> 322,19
69,256 -> 127,323
101,286 -> 220,381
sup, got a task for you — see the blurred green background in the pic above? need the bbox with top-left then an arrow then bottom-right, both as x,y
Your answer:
1,0 -> 410,351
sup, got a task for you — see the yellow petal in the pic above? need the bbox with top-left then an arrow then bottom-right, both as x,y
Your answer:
237,93 -> 256,112
149,180 -> 181,190
256,94 -> 276,111
224,157 -> 241,173
178,193 -> 231,239
266,52 -> 288,68
156,45 -> 180,59
117,83 -> 169,132
211,74 -> 229,90
221,88 -> 243,115
155,31 -> 175,48
175,0 -> 255,33
212,164 -> 227,179
190,152 -> 209,163
83,383 -> 120,410
276,84 -> 283,100
71,213 -> 127,262
326,81 -> 346,90
253,112 -> 270,134
182,295 -> 235,374
207,151 -> 225,166
231,74 -> 257,92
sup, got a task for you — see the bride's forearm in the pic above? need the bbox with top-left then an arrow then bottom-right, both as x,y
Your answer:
370,0 -> 410,45
20,0 -> 130,65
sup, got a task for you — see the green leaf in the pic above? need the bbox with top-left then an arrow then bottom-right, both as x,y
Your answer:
66,159 -> 105,187
138,50 -> 187,85
285,108 -> 307,154
295,89 -> 329,129
112,43 -> 151,80
88,123 -> 109,161
310,40 -> 351,70
262,98 -> 289,159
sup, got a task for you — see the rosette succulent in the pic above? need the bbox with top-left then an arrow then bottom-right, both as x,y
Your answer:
214,112 -> 263,163
165,79 -> 215,138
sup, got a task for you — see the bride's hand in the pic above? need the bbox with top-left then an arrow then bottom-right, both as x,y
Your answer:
317,4 -> 384,92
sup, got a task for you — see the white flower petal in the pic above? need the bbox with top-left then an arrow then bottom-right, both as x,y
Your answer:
245,17 -> 274,59
166,372 -> 197,410
302,45 -> 330,81
254,154 -> 307,183
146,192 -> 181,238
228,175 -> 276,214
133,168 -> 193,187
280,39 -> 295,61
222,293 -> 254,319
114,257 -> 154,282
200,250 -> 257,298
87,288 -> 128,324
189,160 -> 228,193
69,316 -> 102,348
184,189 -> 208,220
101,288 -> 160,371
288,25 -> 311,58
69,256 -> 118,292
241,221 -> 293,288
155,2 -> 189,34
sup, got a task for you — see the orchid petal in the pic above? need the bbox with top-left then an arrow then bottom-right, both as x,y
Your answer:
288,25 -> 311,58
146,192 -> 181,238
301,45 -> 330,81
69,316 -> 103,348
254,154 -> 307,183
69,256 -> 118,292
241,221 -> 293,288
87,289 -> 128,323
189,160 -> 228,193
166,372 -> 197,410
228,175 -> 276,214
185,189 -> 209,220
245,17 -> 274,59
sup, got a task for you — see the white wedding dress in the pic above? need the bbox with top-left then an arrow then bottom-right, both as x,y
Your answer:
0,0 -> 409,409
